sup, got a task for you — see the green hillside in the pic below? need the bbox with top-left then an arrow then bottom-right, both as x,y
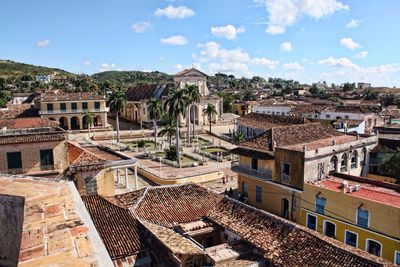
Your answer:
0,60 -> 73,78
91,70 -> 173,85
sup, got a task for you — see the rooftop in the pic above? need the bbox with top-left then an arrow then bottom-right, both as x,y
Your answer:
173,67 -> 208,77
125,83 -> 173,101
0,117 -> 59,130
237,112 -> 309,130
308,175 -> 400,207
0,103 -> 39,119
0,175 -> 102,266
40,90 -> 105,102
0,126 -> 66,145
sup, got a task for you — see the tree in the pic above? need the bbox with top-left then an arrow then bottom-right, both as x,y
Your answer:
147,97 -> 162,145
186,84 -> 201,143
233,131 -> 245,145
343,82 -> 356,92
310,84 -> 319,95
203,103 -> 218,133
108,90 -> 126,143
165,87 -> 188,167
380,150 -> 400,183
159,114 -> 176,146
394,97 -> 400,108
82,111 -> 94,138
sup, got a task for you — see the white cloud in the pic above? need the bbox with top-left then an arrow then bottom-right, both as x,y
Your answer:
174,64 -> 183,70
282,61 -> 304,71
131,21 -> 152,33
154,5 -> 195,19
199,42 -> 220,58
36,39 -> 50,47
99,63 -> 116,72
280,41 -> 292,52
318,56 -> 400,85
161,35 -> 188,45
211,25 -> 245,40
208,62 -> 250,76
260,0 -> 349,35
83,61 -> 91,66
251,57 -> 279,69
218,48 -> 250,62
340,37 -> 360,50
346,19 -> 361,28
355,51 -> 368,58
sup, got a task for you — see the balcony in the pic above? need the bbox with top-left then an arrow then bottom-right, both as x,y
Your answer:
40,164 -> 55,171
231,161 -> 272,180
39,107 -> 109,115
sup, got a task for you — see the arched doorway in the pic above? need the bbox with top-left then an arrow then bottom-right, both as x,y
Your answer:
82,116 -> 89,129
95,115 -> 102,127
59,117 -> 68,130
330,156 -> 338,174
282,198 -> 289,219
70,117 -> 80,130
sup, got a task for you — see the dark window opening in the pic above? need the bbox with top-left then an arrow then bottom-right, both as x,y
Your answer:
60,103 -> 66,111
71,102 -> 77,110
40,149 -> 54,170
7,152 -> 22,170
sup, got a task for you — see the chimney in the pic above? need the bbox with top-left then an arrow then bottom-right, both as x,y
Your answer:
340,180 -> 349,193
332,139 -> 336,146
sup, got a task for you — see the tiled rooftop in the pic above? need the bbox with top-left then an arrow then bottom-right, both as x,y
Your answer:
0,126 -> 66,145
0,104 -> 39,119
309,176 -> 400,207
237,113 -> 309,130
40,90 -> 105,101
207,198 -> 391,267
0,117 -> 59,130
67,142 -> 106,169
82,195 -> 147,260
125,83 -> 173,101
134,184 -> 223,228
0,176 -> 98,266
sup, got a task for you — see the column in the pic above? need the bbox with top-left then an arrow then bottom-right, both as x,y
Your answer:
117,169 -> 120,184
125,168 -> 129,189
134,166 -> 138,190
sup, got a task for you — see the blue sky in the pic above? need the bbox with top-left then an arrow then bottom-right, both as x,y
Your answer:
1,0 -> 399,86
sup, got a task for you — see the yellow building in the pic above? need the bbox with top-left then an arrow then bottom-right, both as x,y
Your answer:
300,175 -> 400,264
36,90 -> 109,130
232,101 -> 258,116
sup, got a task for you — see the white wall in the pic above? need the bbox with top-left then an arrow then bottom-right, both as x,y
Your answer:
253,106 -> 292,116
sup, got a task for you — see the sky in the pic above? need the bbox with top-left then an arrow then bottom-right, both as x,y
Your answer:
1,0 -> 400,86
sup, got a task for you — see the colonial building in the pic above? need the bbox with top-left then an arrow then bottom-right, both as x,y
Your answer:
231,122 -> 377,223
36,90 -> 109,130
82,183 -> 392,267
232,100 -> 259,116
121,68 -> 223,127
300,174 -> 400,264
0,117 -> 68,176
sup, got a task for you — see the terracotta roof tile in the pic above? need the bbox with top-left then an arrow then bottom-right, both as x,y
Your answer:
82,195 -> 147,260
237,113 -> 309,130
125,84 -> 173,101
134,184 -> 223,228
40,91 -> 105,101
0,117 -> 59,130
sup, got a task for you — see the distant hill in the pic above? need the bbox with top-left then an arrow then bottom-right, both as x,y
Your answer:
0,60 -> 73,78
91,70 -> 173,86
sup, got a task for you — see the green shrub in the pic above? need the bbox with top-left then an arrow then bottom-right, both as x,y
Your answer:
165,146 -> 177,161
137,140 -> 145,148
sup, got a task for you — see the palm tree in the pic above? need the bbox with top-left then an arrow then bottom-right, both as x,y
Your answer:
233,131 -> 245,145
147,97 -> 162,145
108,90 -> 126,143
165,87 -> 188,166
83,111 -> 94,138
186,84 -> 202,143
159,114 -> 176,146
203,103 -> 218,133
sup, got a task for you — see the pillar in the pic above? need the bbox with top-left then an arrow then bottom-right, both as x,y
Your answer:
125,168 -> 129,189
117,169 -> 120,184
134,166 -> 138,190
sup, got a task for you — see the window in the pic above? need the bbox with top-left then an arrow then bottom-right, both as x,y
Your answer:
94,101 -> 100,110
307,214 -> 317,230
251,157 -> 258,170
40,149 -> 54,170
255,186 -> 262,203
326,114 -> 331,119
241,182 -> 248,197
47,103 -> 53,111
345,115 -> 349,120
82,102 -> 88,110
71,102 -> 77,110
316,196 -> 326,214
357,208 -> 369,228
7,152 -> 22,170
340,153 -> 348,172
282,198 -> 289,219
366,239 -> 381,257
360,148 -> 367,166
345,230 -> 357,247
60,103 -> 66,111
395,251 -> 400,265
351,150 -> 357,169
281,162 -> 291,183
330,156 -> 338,173
317,163 -> 324,180
323,221 -> 336,238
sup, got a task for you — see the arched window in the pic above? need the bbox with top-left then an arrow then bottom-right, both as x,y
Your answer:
324,221 -> 336,238
330,156 -> 338,173
366,239 -> 382,257
351,150 -> 358,169
340,153 -> 348,172
282,198 -> 289,219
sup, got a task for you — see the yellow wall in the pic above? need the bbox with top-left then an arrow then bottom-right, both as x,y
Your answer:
74,168 -> 115,196
232,103 -> 252,116
40,99 -> 107,111
274,148 -> 304,190
238,174 -> 302,222
300,183 -> 400,263
367,173 -> 397,184
239,155 -> 275,178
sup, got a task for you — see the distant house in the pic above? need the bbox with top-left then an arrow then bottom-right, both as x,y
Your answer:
35,75 -> 51,83
358,82 -> 372,90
